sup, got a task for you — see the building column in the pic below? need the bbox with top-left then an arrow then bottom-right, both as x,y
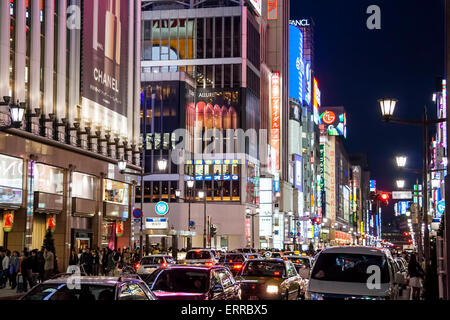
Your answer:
0,0 -> 10,98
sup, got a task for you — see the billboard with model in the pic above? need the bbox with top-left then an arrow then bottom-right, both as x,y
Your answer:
82,0 -> 129,117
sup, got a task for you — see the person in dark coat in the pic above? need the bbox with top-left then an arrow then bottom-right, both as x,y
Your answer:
101,248 -> 109,275
21,250 -> 38,292
69,249 -> 79,266
80,248 -> 93,275
408,253 -> 425,300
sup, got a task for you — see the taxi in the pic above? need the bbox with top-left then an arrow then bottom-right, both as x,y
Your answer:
235,253 -> 305,300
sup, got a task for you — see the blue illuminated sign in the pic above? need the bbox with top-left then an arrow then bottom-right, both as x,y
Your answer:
214,175 -> 221,181
204,175 -> 212,181
288,24 -> 305,104
223,175 -> 231,181
155,201 -> 169,216
437,200 -> 445,216
195,175 -> 203,181
232,175 -> 239,181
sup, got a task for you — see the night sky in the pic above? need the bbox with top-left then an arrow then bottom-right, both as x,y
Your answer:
291,0 -> 446,226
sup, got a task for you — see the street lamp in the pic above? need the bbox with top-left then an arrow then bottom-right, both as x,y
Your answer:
396,156 -> 407,168
174,179 -> 195,250
198,190 -> 207,248
396,180 -> 405,189
378,98 -> 447,274
157,158 -> 168,171
0,97 -> 26,129
378,98 -> 398,120
118,156 -> 168,259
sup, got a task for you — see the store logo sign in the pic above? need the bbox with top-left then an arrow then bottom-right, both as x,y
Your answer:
155,201 -> 169,216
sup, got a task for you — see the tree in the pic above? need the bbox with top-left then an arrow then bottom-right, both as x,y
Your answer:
42,227 -> 58,273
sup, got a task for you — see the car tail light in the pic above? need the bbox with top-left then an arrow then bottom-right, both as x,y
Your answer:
274,271 -> 280,276
134,263 -> 140,270
233,264 -> 243,270
205,261 -> 214,267
161,263 -> 167,269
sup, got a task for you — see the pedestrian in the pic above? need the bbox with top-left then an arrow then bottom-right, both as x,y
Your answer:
92,249 -> 100,276
9,251 -> 20,290
101,248 -> 108,275
0,248 -> 6,289
80,248 -> 93,275
36,249 -> 45,283
2,250 -> 11,288
69,248 -> 79,266
21,250 -> 37,292
408,253 -> 424,300
43,248 -> 54,281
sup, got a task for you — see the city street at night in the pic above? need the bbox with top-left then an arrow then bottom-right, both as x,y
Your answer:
1,0 -> 450,314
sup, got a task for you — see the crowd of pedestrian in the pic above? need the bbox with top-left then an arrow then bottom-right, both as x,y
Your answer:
68,247 -> 141,276
0,246 -> 56,293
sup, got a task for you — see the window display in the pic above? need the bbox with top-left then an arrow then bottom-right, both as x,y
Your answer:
34,164 -> 64,195
104,179 -> 129,205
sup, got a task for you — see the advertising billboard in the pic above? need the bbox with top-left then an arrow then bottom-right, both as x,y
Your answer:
271,72 -> 281,171
289,25 -> 305,104
319,107 -> 347,138
82,0 -> 129,117
267,0 -> 278,20
326,137 -> 336,221
370,180 -> 376,192
289,100 -> 302,122
294,154 -> 303,191
312,77 -> 321,124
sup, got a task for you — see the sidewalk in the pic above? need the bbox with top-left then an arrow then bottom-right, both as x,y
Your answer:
0,287 -> 24,300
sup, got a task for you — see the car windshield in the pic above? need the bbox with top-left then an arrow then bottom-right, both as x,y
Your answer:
22,283 -> 116,301
311,252 -> 390,283
241,261 -> 286,277
141,257 -> 165,265
186,251 -> 212,260
152,269 -> 209,293
218,254 -> 245,263
287,257 -> 310,268
271,253 -> 282,258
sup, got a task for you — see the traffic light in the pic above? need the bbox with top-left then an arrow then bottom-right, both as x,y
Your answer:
210,224 -> 217,238
380,193 -> 389,201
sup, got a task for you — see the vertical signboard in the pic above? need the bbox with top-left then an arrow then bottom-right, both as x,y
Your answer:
370,180 -> 376,192
288,25 -> 304,104
312,77 -> 321,124
294,154 -> 303,191
267,0 -> 278,20
271,72 -> 281,171
81,0 -> 129,126
327,137 -> 336,221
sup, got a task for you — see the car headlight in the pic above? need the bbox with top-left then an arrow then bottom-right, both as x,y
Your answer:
266,285 -> 279,294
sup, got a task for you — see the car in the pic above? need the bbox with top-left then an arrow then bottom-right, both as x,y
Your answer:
284,256 -> 311,274
218,253 -> 247,276
236,258 -> 305,300
305,246 -> 405,300
20,276 -> 156,301
135,255 -> 177,275
244,253 -> 261,260
143,265 -> 241,300
233,248 -> 257,254
270,252 -> 283,259
184,249 -> 218,266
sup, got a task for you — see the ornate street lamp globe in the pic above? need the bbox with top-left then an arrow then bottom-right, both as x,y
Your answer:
117,159 -> 127,171
396,156 -> 407,168
157,158 -> 168,171
10,102 -> 26,124
396,180 -> 405,189
378,98 -> 398,119
187,180 -> 194,189
175,189 -> 181,198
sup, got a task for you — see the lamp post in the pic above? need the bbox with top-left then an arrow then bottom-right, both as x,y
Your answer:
246,208 -> 259,249
379,99 -> 446,270
118,157 -> 167,259
175,179 -> 195,250
198,190 -> 207,248
0,97 -> 26,130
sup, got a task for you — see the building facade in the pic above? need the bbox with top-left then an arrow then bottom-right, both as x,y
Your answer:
0,0 -> 142,271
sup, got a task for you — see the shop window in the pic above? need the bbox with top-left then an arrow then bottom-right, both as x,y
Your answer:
35,163 -> 64,195
72,172 -> 96,200
232,17 -> 241,57
213,181 -> 223,200
231,164 -> 239,175
196,18 -> 204,59
146,134 -> 153,150
152,182 -> 160,202
163,133 -> 170,150
169,182 -> 177,202
195,164 -> 204,176
205,180 -> 213,200
154,133 -> 161,150
213,164 -> 221,175
223,180 -> 231,201
215,17 -> 223,59
205,18 -> 213,59
161,181 -> 169,201
224,17 -> 232,57
103,179 -> 129,205
232,180 -> 240,201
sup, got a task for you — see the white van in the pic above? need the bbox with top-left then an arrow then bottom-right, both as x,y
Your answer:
305,246 -> 404,300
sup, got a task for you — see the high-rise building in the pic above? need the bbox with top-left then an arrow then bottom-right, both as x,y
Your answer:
139,0 -> 263,250
0,0 -> 142,271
